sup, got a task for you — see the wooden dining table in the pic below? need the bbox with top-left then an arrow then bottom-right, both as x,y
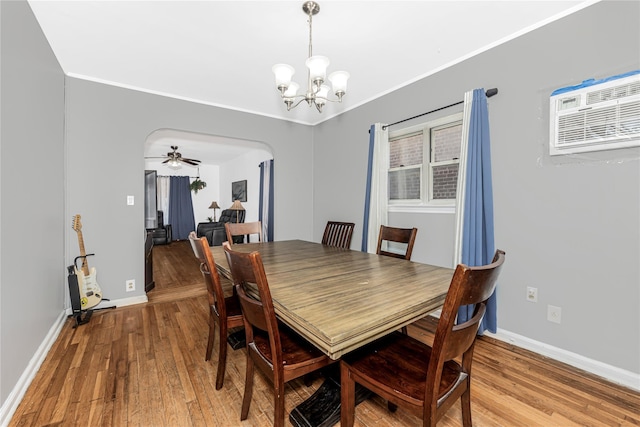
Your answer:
210,239 -> 453,360
210,239 -> 454,427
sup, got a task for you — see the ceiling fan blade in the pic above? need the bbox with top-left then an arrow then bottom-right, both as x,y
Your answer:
162,159 -> 170,164
181,159 -> 201,166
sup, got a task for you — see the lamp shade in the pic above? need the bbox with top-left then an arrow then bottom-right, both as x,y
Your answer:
273,64 -> 295,89
283,82 -> 300,99
315,85 -> 330,105
208,201 -> 220,209
305,55 -> 329,83
329,70 -> 350,95
229,200 -> 245,211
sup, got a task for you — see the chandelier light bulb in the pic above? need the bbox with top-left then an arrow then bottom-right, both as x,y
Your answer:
305,55 -> 330,86
283,82 -> 300,99
316,85 -> 330,102
272,64 -> 295,93
329,71 -> 350,98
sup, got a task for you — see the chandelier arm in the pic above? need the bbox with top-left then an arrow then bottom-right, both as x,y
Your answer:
280,93 -> 307,100
315,97 -> 340,104
288,97 -> 310,110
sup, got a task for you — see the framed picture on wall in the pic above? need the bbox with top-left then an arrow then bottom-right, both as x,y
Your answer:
232,180 -> 247,202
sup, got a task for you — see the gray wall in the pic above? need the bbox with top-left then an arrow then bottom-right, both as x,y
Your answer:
64,78 -> 314,303
1,0 -> 65,404
313,0 -> 640,373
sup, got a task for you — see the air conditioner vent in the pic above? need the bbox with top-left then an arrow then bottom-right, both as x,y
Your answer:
586,81 -> 640,105
550,71 -> 640,156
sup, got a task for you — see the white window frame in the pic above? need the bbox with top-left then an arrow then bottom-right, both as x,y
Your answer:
388,112 -> 463,214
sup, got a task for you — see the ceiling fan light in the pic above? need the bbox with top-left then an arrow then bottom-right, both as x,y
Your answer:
305,55 -> 329,85
273,64 -> 295,92
329,70 -> 349,97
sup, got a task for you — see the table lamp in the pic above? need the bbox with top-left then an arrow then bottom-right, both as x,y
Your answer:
229,200 -> 245,223
208,201 -> 220,221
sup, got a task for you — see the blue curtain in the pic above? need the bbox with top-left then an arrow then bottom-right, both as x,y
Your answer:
361,125 -> 376,252
458,89 -> 497,334
168,176 -> 196,240
361,124 -> 388,253
259,159 -> 274,241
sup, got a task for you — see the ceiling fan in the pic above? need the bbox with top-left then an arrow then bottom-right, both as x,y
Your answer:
147,145 -> 201,167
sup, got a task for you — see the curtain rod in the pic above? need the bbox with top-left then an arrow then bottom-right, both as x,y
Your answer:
380,88 -> 498,131
157,175 -> 200,179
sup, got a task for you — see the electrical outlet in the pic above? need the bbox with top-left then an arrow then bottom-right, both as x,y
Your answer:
547,305 -> 561,324
126,279 -> 135,292
526,286 -> 538,302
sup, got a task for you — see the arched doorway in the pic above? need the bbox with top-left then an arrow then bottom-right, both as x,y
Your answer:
143,129 -> 273,299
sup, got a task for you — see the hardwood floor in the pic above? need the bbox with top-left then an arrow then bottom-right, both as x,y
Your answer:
9,241 -> 640,426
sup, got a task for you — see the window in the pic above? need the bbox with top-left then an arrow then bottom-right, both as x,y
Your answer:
388,113 -> 462,206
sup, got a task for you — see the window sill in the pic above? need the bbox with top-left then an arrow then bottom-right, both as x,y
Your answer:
388,204 -> 455,214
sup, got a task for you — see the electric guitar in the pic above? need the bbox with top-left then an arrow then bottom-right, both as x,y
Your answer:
72,215 -> 102,310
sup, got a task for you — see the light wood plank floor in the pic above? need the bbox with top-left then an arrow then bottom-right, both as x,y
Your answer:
10,241 -> 640,426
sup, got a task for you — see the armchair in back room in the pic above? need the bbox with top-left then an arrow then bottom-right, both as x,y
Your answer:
197,209 -> 246,246
147,210 -> 172,245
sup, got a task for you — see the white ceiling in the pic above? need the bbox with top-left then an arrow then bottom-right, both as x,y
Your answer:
28,0 -> 597,164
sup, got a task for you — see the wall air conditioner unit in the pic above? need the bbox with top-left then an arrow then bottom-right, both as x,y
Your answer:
549,71 -> 640,156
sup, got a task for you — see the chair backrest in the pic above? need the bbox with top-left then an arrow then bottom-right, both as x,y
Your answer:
223,244 -> 283,366
321,221 -> 355,249
218,209 -> 246,224
426,250 -> 505,404
225,221 -> 262,244
376,225 -> 418,260
190,234 -> 228,320
188,231 -> 199,258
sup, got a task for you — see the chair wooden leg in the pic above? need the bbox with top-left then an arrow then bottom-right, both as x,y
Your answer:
215,322 -> 228,390
240,355 -> 254,421
273,380 -> 286,427
340,363 -> 356,427
461,387 -> 472,427
205,312 -> 215,361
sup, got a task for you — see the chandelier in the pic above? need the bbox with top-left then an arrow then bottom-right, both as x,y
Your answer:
272,1 -> 350,113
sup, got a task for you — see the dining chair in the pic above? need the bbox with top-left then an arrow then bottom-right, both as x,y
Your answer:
225,221 -> 262,244
321,221 -> 355,249
376,225 -> 418,334
189,234 -> 244,390
223,243 -> 335,427
340,249 -> 505,427
376,225 -> 418,260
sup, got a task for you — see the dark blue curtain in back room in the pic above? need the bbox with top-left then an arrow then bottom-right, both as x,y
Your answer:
168,176 -> 196,240
259,159 -> 274,242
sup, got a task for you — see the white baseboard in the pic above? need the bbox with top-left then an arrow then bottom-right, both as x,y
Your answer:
486,328 -> 640,392
63,294 -> 148,315
0,310 -> 67,427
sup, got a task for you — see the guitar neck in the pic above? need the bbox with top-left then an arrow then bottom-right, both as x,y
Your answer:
76,232 -> 90,276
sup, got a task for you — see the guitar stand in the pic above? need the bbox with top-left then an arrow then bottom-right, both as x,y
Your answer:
67,264 -> 116,328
